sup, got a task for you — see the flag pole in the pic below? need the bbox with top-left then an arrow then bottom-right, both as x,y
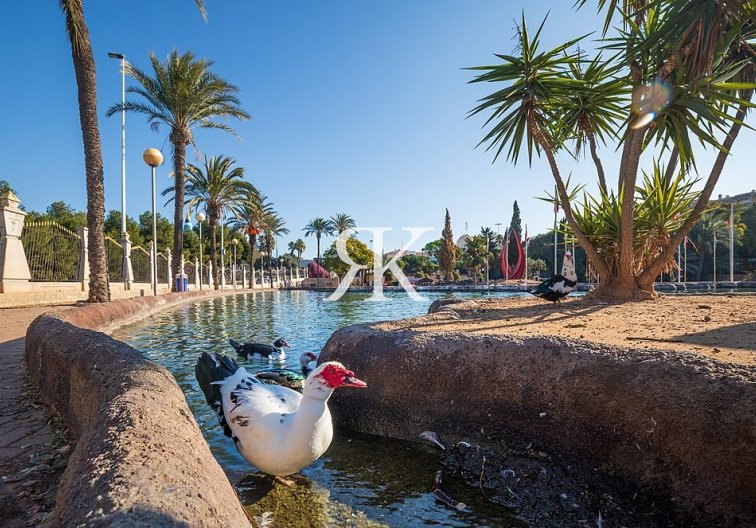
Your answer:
713,233 -> 717,283
729,203 -> 734,282
505,227 -> 510,283
553,186 -> 558,275
524,224 -> 529,282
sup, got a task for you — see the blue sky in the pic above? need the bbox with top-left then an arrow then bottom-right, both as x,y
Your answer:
1,1 -> 753,258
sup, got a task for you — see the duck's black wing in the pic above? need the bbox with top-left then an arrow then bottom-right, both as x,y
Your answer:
529,275 -> 577,301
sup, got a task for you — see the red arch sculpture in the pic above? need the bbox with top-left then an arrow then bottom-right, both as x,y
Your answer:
500,229 -> 526,280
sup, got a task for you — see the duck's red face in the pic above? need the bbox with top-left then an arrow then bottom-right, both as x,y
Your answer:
317,362 -> 367,389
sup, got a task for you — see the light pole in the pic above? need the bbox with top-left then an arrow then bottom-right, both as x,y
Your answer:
231,238 -> 238,289
196,212 -> 206,290
108,51 -> 133,286
220,212 -> 225,290
143,148 -> 163,296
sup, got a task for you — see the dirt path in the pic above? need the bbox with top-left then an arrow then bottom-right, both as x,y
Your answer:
0,305 -> 72,527
396,294 -> 756,366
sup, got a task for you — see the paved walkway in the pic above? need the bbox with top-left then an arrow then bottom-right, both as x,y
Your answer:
0,305 -> 72,527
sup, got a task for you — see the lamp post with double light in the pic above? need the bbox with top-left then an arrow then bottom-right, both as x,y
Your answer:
108,51 -> 134,286
142,148 -> 163,296
195,212 -> 206,290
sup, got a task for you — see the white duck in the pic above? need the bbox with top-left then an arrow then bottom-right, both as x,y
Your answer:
195,352 -> 366,476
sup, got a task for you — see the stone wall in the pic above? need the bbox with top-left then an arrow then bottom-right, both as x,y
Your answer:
320,305 -> 756,527
25,291 -> 251,527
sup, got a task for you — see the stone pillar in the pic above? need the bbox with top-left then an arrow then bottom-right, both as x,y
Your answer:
194,257 -> 200,288
240,264 -> 246,289
165,249 -> 172,285
121,232 -> 134,288
76,227 -> 89,288
207,260 -> 214,288
0,192 -> 31,293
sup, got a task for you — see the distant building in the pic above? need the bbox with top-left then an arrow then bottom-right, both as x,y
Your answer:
714,190 -> 756,205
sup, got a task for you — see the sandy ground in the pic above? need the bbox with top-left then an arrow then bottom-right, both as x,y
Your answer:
392,294 -> 756,366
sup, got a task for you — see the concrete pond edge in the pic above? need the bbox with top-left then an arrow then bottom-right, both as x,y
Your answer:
24,290 -> 254,527
321,299 -> 756,527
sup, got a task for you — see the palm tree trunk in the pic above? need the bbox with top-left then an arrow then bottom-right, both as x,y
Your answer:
208,209 -> 219,290
664,147 -> 679,185
613,130 -> 647,296
586,126 -> 607,194
247,233 -> 257,288
696,245 -> 706,281
638,94 -> 752,289
316,234 -> 321,264
61,0 -> 109,303
170,129 -> 189,291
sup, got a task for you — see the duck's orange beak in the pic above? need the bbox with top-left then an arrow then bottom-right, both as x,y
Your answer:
340,374 -> 367,388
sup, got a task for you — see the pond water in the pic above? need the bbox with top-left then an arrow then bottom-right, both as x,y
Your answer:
114,290 -> 529,527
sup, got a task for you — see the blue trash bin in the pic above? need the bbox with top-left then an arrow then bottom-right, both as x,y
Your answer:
175,273 -> 188,292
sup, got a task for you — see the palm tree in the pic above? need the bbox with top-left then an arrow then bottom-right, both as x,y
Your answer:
303,217 -> 334,264
228,191 -> 278,286
462,235 -> 488,286
164,155 -> 252,289
261,212 -> 289,278
292,239 -> 306,262
59,0 -> 109,302
107,50 -> 249,290
329,213 -> 356,235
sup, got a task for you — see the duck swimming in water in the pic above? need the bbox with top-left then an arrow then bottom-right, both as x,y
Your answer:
229,337 -> 291,360
254,351 -> 319,392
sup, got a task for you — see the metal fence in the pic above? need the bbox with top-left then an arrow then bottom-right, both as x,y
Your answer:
131,246 -> 150,283
20,221 -> 81,281
157,252 -> 169,284
105,236 -> 123,282
184,263 -> 196,284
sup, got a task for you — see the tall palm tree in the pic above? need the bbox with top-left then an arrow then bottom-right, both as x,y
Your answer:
289,239 -> 306,262
59,0 -> 109,302
303,217 -> 333,264
164,155 -> 252,289
329,213 -> 356,235
107,50 -> 249,290
261,212 -> 289,278
228,190 -> 275,286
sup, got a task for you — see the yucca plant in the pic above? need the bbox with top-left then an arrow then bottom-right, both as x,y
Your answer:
469,4 -> 755,300
562,162 -> 701,279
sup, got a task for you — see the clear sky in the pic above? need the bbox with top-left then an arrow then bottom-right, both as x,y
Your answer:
1,1 -> 753,258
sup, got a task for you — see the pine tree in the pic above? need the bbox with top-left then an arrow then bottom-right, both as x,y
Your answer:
439,209 -> 456,282
506,201 -> 522,267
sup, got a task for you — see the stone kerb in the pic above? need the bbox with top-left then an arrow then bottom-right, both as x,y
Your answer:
321,310 -> 756,526
25,291 -> 251,527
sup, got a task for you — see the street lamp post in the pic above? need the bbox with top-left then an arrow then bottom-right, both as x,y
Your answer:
220,212 -> 225,290
231,238 -> 238,289
108,51 -> 134,286
196,212 -> 206,290
143,148 -> 163,297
